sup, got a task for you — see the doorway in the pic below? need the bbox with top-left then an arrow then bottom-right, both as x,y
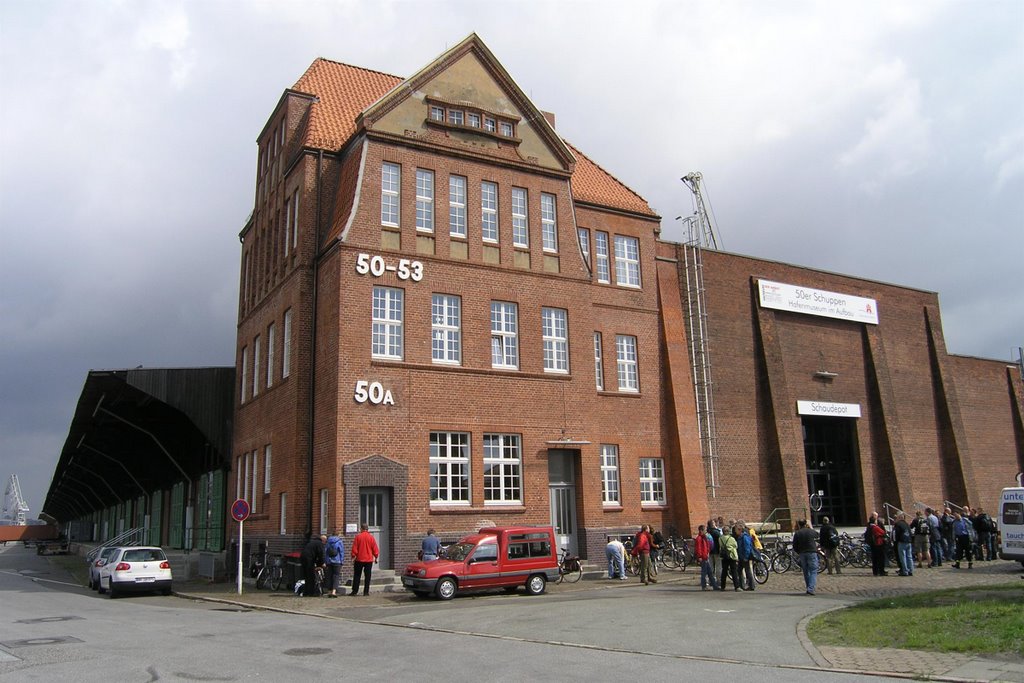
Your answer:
359,488 -> 391,569
548,450 -> 578,555
802,417 -> 861,526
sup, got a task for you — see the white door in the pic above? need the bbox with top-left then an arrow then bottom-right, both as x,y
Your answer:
359,488 -> 390,569
548,450 -> 577,556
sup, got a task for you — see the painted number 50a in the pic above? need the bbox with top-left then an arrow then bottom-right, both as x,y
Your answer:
354,381 -> 395,406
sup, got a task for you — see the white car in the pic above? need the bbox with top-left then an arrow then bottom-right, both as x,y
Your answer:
87,546 -> 121,590
97,546 -> 172,597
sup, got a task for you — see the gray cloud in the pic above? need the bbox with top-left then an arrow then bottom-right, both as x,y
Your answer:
1,0 -> 1020,513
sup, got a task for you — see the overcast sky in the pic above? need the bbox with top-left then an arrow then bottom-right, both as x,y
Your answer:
2,0 -> 1021,515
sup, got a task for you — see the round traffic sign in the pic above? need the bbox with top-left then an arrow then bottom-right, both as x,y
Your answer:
231,498 -> 250,522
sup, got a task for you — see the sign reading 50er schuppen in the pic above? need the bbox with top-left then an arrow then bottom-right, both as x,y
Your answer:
759,279 -> 879,325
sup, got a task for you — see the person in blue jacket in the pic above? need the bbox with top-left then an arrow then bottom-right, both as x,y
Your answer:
324,531 -> 345,597
735,525 -> 755,591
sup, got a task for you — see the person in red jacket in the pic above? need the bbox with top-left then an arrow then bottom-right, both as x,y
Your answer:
630,525 -> 657,584
349,524 -> 379,596
693,524 -> 718,591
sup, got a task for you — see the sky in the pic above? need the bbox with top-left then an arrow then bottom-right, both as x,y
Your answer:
1,0 -> 1022,516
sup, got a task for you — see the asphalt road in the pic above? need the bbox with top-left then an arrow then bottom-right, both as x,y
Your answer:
0,543 -> 911,682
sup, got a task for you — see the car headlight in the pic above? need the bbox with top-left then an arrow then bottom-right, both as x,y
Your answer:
417,569 -> 426,577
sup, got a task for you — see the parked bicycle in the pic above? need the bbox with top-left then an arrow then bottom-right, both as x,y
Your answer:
557,547 -> 582,583
250,551 -> 285,590
658,536 -> 693,571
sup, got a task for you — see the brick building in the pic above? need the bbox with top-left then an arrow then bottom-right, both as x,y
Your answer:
233,34 -> 1024,569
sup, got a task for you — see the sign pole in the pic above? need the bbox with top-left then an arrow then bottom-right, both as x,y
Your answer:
237,517 -> 243,595
230,498 -> 251,595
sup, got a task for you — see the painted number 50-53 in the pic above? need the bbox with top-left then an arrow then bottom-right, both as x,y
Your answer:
354,380 -> 395,406
355,253 -> 423,282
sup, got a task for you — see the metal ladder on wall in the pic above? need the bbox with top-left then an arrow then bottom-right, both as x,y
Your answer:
681,172 -> 721,497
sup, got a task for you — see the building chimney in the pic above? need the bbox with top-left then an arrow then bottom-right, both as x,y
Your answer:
542,111 -> 556,129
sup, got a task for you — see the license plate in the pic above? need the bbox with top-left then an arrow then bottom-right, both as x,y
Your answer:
401,577 -> 413,586
135,577 -> 155,583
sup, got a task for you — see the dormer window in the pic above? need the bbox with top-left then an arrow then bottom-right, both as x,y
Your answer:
484,117 -> 496,132
468,112 -> 480,128
430,106 -> 445,122
425,99 -> 518,142
500,122 -> 514,137
448,110 -> 464,126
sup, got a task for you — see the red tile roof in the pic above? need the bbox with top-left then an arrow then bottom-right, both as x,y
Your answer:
291,58 -> 658,218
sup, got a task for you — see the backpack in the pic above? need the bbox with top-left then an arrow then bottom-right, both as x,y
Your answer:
327,537 -> 342,559
915,520 -> 929,536
988,516 -> 998,533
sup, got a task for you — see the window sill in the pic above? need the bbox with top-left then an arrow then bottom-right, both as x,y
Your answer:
602,505 -> 624,512
597,390 -> 643,398
430,506 -> 525,514
640,504 -> 667,509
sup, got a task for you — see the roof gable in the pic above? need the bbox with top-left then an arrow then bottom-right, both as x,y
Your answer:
360,34 -> 575,174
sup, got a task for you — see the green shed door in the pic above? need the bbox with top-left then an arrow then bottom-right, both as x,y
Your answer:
149,491 -> 163,546
169,482 -> 184,548
208,470 -> 225,552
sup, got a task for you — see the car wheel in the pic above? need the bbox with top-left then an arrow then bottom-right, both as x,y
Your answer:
97,578 -> 107,595
87,577 -> 94,590
161,587 -> 172,596
435,577 -> 457,600
108,583 -> 118,599
525,574 -> 546,595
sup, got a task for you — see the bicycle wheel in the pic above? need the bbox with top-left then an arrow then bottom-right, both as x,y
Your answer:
563,560 -> 582,583
771,552 -> 792,574
753,559 -> 769,585
809,493 -> 823,512
255,567 -> 267,590
660,548 -> 680,570
625,555 -> 639,576
270,565 -> 284,591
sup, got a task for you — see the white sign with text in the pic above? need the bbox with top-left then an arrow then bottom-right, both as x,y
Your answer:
797,400 -> 862,418
759,279 -> 879,325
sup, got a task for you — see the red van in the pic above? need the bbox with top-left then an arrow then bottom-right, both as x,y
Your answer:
402,526 -> 560,600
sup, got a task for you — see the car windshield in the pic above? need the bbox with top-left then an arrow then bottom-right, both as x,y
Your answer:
123,549 -> 166,562
444,542 -> 476,562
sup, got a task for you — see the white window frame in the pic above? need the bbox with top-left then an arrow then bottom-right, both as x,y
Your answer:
448,109 -> 464,126
594,332 -> 604,391
252,335 -> 261,397
449,175 -> 466,238
430,432 -> 471,505
243,452 -> 251,503
542,307 -> 569,373
430,105 -> 444,122
381,163 -> 400,227
484,116 -> 496,132
279,492 -> 287,535
282,309 -> 292,378
468,112 -> 480,128
431,294 -> 461,365
483,434 -> 522,504
240,346 -> 248,404
291,190 -> 299,251
614,235 -> 641,288
372,286 -> 404,360
541,193 -> 557,252
616,334 -> 639,392
250,450 -> 258,513
595,231 -> 610,283
481,181 -> 498,243
491,301 -> 519,369
284,197 -> 291,258
500,121 -> 514,137
639,458 -> 666,506
600,444 -> 620,506
236,455 -> 242,499
512,188 -> 528,248
578,228 -> 590,266
263,444 -> 272,494
416,169 -> 434,233
319,489 -> 329,535
266,322 -> 275,388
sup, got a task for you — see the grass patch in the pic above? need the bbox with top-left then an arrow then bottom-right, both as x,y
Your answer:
808,584 -> 1024,658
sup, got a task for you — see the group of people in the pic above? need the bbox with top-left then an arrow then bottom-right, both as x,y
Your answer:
298,523 -> 380,597
863,505 -> 998,577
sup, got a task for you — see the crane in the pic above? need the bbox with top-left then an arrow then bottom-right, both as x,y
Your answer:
2,474 -> 30,526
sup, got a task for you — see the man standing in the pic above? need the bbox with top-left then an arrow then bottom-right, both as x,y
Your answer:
940,507 -> 956,560
866,515 -> 888,576
605,535 -> 626,580
350,523 -> 379,596
693,525 -> 718,591
324,531 -> 345,597
793,519 -> 819,595
926,507 -> 943,567
818,516 -> 841,575
952,512 -> 973,569
893,513 -> 914,576
421,528 -> 441,561
707,520 -> 722,586
299,533 -> 326,597
631,525 -> 656,584
910,511 -> 930,569
735,525 -> 755,591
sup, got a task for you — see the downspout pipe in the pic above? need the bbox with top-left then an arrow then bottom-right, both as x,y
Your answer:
306,149 -> 323,534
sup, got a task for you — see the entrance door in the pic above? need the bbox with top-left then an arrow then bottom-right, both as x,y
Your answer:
548,450 -> 578,555
359,488 -> 390,569
803,417 -> 861,526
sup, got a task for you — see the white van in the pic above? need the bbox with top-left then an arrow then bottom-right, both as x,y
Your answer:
998,486 -> 1024,567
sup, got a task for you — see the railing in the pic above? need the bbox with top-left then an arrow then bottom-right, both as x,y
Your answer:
86,527 -> 145,562
881,502 -> 906,526
943,500 -> 967,514
756,507 -> 807,535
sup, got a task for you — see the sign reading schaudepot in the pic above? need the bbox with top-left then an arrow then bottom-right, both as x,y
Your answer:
797,400 -> 862,418
758,279 -> 878,325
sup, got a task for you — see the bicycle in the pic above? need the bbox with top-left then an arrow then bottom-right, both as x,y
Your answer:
250,551 -> 285,590
557,547 -> 582,583
658,536 -> 692,571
